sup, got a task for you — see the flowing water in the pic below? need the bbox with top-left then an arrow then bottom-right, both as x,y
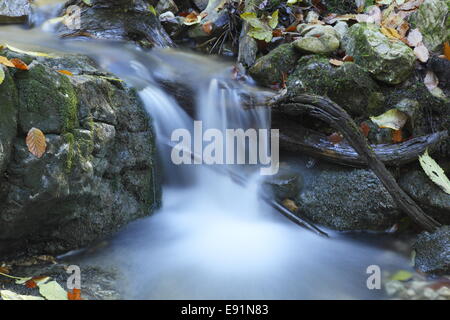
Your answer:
0,25 -> 413,299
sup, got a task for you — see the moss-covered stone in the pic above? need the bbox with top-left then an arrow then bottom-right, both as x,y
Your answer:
343,23 -> 416,85
249,43 -> 301,87
15,63 -> 78,134
409,0 -> 448,52
287,55 -> 385,117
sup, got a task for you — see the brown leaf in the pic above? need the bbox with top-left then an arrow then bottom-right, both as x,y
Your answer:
10,58 -> 29,71
25,279 -> 37,289
26,128 -> 47,158
392,130 -> 403,143
0,56 -> 14,68
202,22 -> 213,35
328,132 -> 344,144
57,70 -> 73,76
0,266 -> 10,274
343,55 -> 354,62
360,122 -> 370,137
67,288 -> 83,300
444,42 -> 450,61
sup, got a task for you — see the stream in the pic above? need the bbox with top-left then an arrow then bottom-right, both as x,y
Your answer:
0,7 -> 417,299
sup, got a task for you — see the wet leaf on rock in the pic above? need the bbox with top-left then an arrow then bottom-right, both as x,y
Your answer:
57,69 -> 74,76
419,150 -> 450,195
26,127 -> 47,158
0,56 -> 14,68
370,109 -> 409,131
0,290 -> 44,300
0,66 -> 4,85
10,58 -> 29,70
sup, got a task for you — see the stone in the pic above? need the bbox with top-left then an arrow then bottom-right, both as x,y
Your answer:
249,43 -> 301,87
298,167 -> 402,231
287,55 -> 385,117
262,170 -> 303,201
414,226 -> 450,275
0,49 -> 160,258
409,0 -> 448,52
294,25 -> 340,54
156,0 -> 178,14
343,23 -> 416,84
333,21 -> 349,40
399,169 -> 450,225
0,0 -> 31,24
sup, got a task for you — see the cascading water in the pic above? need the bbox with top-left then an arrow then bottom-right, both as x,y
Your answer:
0,27 -> 411,299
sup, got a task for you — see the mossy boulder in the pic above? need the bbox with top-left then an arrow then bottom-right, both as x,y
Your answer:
286,55 -> 385,117
0,54 -> 160,258
249,43 -> 301,87
293,25 -> 340,55
409,0 -> 448,52
343,23 -> 416,85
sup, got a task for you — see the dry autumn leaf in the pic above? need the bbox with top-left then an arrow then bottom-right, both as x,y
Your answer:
282,199 -> 298,212
67,288 -> 83,300
0,56 -> 14,68
57,70 -> 74,76
414,44 -> 429,62
329,58 -> 344,66
370,109 -> 409,131
10,58 -> 29,70
202,22 -> 213,35
419,150 -> 450,195
328,132 -> 344,144
392,130 -> 403,143
444,42 -> 450,61
380,26 -> 402,40
26,128 -> 47,158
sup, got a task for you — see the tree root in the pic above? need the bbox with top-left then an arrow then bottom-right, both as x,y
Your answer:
276,94 -> 442,232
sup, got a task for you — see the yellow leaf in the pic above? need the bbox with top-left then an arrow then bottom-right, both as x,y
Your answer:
5,44 -> 53,57
370,109 -> 409,130
0,66 -> 4,85
444,42 -> 450,61
380,26 -> 402,40
282,199 -> 298,212
419,150 -> 450,195
389,270 -> 413,281
57,70 -> 74,76
38,280 -> 68,300
26,128 -> 47,158
0,55 -> 14,68
0,290 -> 44,300
329,59 -> 344,67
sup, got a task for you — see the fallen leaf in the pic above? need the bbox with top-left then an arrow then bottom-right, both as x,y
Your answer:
407,28 -> 423,47
424,71 -> 439,92
414,44 -> 429,62
25,279 -> 38,289
0,290 -> 44,300
0,66 -> 4,85
67,288 -> 83,300
26,127 -> 47,158
392,130 -> 403,143
38,280 -> 68,300
202,22 -> 213,35
10,58 -> 29,71
360,122 -> 371,137
329,58 -> 344,66
343,55 -> 354,62
390,270 -> 413,281
282,199 -> 298,212
0,266 -> 10,274
5,44 -> 52,57
380,26 -> 402,40
328,132 -> 344,144
419,150 -> 450,195
184,11 -> 203,25
444,42 -> 450,61
57,70 -> 73,76
370,109 -> 409,130
0,55 -> 14,68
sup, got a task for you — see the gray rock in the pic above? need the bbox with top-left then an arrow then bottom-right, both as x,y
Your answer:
0,50 -> 160,258
305,10 -> 320,23
414,226 -> 450,275
409,0 -> 448,52
294,25 -> 340,54
287,55 -> 385,117
333,21 -> 349,40
343,23 -> 416,84
0,0 -> 31,24
249,43 -> 301,87
298,168 -> 402,231
156,0 -> 178,14
193,0 -> 209,11
263,170 -> 303,201
399,169 -> 450,225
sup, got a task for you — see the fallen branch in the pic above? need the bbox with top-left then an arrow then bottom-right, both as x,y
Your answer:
274,120 -> 448,167
277,94 -> 442,232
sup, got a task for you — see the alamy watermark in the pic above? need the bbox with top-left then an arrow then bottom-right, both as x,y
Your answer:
170,121 -> 280,176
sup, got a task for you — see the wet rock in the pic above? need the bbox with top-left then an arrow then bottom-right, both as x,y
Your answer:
343,23 -> 416,84
0,51 -> 160,258
429,56 -> 450,94
156,0 -> 178,14
287,55 -> 385,117
193,0 -> 209,11
262,170 -> 303,201
294,25 -> 340,55
333,21 -> 349,40
160,12 -> 185,38
305,10 -> 320,23
0,0 -> 31,24
249,43 -> 301,87
298,167 -> 402,231
399,169 -> 450,225
413,226 -> 450,275
409,0 -> 448,52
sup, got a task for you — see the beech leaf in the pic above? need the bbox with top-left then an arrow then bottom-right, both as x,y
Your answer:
0,290 -> 44,300
370,109 -> 408,130
38,279 -> 68,300
26,127 -> 47,158
10,58 -> 29,71
419,150 -> 450,195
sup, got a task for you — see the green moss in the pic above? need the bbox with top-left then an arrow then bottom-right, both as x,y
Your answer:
64,132 -> 75,172
59,75 -> 78,133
